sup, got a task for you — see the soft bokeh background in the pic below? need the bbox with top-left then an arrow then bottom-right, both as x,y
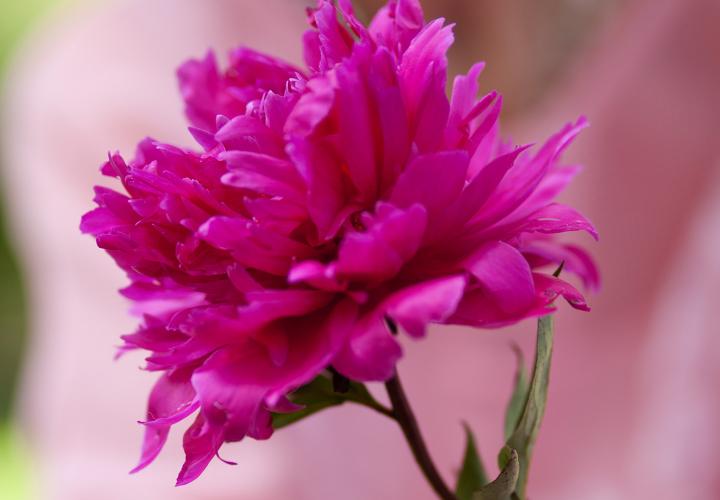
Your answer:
1,0 -> 718,498
0,2 -> 70,497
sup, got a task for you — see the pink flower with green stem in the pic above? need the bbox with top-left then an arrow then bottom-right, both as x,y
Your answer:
81,0 -> 597,497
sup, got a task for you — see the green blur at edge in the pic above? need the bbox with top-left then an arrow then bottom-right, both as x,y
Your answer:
0,425 -> 34,500
1,0 -> 76,498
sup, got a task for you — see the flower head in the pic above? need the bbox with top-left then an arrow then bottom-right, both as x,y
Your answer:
81,0 -> 598,485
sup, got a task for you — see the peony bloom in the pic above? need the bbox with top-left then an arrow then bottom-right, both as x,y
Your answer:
81,0 -> 597,486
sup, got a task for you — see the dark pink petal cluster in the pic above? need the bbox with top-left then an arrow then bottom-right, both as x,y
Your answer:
81,0 -> 598,485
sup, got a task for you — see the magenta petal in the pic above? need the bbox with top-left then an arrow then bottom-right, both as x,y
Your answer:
215,115 -> 282,155
131,369 -> 198,474
456,146 -> 531,223
335,275 -> 465,378
522,239 -> 601,292
333,312 -> 403,382
308,1 -> 354,69
177,46 -> 297,133
284,76 -> 335,136
302,30 -> 323,71
188,299 -> 356,450
336,232 -> 403,282
445,62 -> 485,147
398,19 -> 453,151
450,270 -> 587,329
191,344 -> 269,441
248,408 -> 274,440
513,203 -> 599,241
286,137 -> 354,240
122,282 -> 206,319
188,126 -> 219,151
336,203 -> 427,282
177,51 -> 224,132
534,273 -> 590,311
399,19 -> 453,117
176,414 -> 225,486
524,164 -> 583,211
265,299 -> 358,403
266,395 -> 303,414
335,48 -> 378,200
79,207 -> 125,235
369,0 -> 424,53
141,400 -> 201,428
471,118 -> 588,229
241,290 -> 334,325
390,150 -> 468,215
131,428 -> 169,475
369,49 -> 411,193
337,0 -> 371,42
197,216 -> 251,250
450,288 -> 552,329
226,264 -> 263,293
288,260 -> 346,291
219,151 -> 303,187
466,95 -> 503,157
386,275 -> 467,338
465,241 -> 536,314
121,324 -> 186,354
412,63 -> 450,152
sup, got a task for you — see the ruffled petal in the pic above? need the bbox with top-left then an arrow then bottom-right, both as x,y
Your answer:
445,62 -> 486,147
178,48 -> 298,132
522,239 -> 601,292
333,311 -> 403,382
131,368 -> 198,475
399,20 -> 453,150
176,413 -> 225,486
390,150 -> 469,215
533,273 -> 590,312
464,241 -> 536,314
469,118 -> 588,230
369,0 -> 425,53
386,275 -> 467,338
286,137 -> 357,241
335,44 -> 379,200
505,203 -> 599,241
336,203 -> 428,282
305,1 -> 355,71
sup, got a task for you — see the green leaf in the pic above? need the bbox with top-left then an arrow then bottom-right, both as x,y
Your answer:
474,449 -> 520,500
271,376 -> 343,429
500,316 -> 555,499
503,345 -> 529,441
272,374 -> 391,429
456,423 -> 489,500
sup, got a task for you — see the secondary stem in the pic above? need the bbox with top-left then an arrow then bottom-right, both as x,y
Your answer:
385,372 -> 456,500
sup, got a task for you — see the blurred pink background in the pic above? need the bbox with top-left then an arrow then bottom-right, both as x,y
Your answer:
1,0 -> 719,498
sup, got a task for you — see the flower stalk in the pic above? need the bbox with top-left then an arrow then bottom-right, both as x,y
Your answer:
385,372 -> 457,500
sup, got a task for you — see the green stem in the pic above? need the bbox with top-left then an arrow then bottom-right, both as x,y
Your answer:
385,371 -> 457,500
503,315 -> 555,499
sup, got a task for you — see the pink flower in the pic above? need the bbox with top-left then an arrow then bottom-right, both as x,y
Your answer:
80,0 -> 598,485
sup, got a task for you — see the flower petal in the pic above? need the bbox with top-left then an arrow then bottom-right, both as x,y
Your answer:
390,150 -> 469,215
386,275 -> 467,338
176,414 -> 225,486
369,0 -> 425,53
336,203 -> 428,282
523,240 -> 601,292
464,241 -> 536,314
131,368 -> 198,474
333,313 -> 403,382
510,203 -> 599,241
